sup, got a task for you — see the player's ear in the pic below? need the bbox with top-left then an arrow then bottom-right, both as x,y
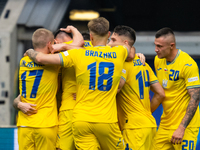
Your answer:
124,40 -> 129,45
108,31 -> 111,38
170,42 -> 175,49
47,41 -> 53,51
90,33 -> 93,42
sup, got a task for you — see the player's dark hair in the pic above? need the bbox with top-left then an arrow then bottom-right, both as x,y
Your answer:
155,27 -> 174,38
81,31 -> 90,40
113,25 -> 136,46
54,29 -> 72,39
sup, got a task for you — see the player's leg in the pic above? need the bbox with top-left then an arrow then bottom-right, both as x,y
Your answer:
35,126 -> 58,150
151,127 -> 174,150
72,121 -> 101,150
94,123 -> 124,150
18,127 -> 34,150
56,110 -> 75,150
173,127 -> 199,150
123,127 -> 156,150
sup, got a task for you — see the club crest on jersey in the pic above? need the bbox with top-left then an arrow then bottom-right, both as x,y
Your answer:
162,79 -> 168,88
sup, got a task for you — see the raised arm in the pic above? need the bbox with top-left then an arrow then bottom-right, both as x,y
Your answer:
150,82 -> 165,112
51,26 -> 84,54
25,49 -> 61,65
60,25 -> 84,47
171,87 -> 200,144
13,95 -> 37,116
51,43 -> 84,54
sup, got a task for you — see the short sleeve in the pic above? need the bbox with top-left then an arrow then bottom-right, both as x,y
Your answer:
121,62 -> 129,81
145,63 -> 158,85
183,60 -> 200,89
59,49 -> 77,68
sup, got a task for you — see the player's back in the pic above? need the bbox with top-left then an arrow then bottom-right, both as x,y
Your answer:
60,40 -> 93,111
59,45 -> 127,123
17,56 -> 59,127
117,55 -> 157,130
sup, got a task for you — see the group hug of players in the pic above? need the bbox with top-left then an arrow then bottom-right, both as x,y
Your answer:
13,17 -> 200,150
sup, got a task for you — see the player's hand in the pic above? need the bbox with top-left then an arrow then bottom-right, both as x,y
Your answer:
60,25 -> 76,33
171,125 -> 185,144
51,43 -> 66,54
18,102 -> 37,116
136,53 -> 146,65
24,49 -> 34,57
72,93 -> 76,100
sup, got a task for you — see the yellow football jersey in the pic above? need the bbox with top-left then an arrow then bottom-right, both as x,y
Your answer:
17,56 -> 60,127
154,49 -> 200,129
64,40 -> 92,47
64,40 -> 73,44
59,45 -> 128,123
83,40 -> 93,48
117,55 -> 158,130
60,40 -> 93,111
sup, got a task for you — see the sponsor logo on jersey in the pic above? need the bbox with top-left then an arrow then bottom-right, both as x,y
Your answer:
188,76 -> 198,82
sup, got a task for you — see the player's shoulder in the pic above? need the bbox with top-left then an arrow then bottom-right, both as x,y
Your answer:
64,40 -> 73,44
111,45 -> 126,49
179,50 -> 196,64
20,56 -> 31,62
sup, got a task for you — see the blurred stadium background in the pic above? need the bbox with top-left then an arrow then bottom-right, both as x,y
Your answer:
0,0 -> 200,149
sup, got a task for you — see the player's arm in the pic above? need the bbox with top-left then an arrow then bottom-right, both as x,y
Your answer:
13,95 -> 37,116
117,78 -> 126,93
51,26 -> 84,54
150,82 -> 165,112
25,49 -> 61,65
171,87 -> 200,144
51,43 -> 84,54
61,25 -> 84,47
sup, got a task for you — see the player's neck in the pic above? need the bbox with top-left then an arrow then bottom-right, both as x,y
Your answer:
35,48 -> 49,54
92,40 -> 107,47
166,48 -> 178,62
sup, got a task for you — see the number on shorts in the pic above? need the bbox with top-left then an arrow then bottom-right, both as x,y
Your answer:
182,140 -> 194,150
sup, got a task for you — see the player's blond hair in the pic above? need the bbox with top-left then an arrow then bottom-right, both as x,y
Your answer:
88,17 -> 109,36
32,28 -> 54,49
